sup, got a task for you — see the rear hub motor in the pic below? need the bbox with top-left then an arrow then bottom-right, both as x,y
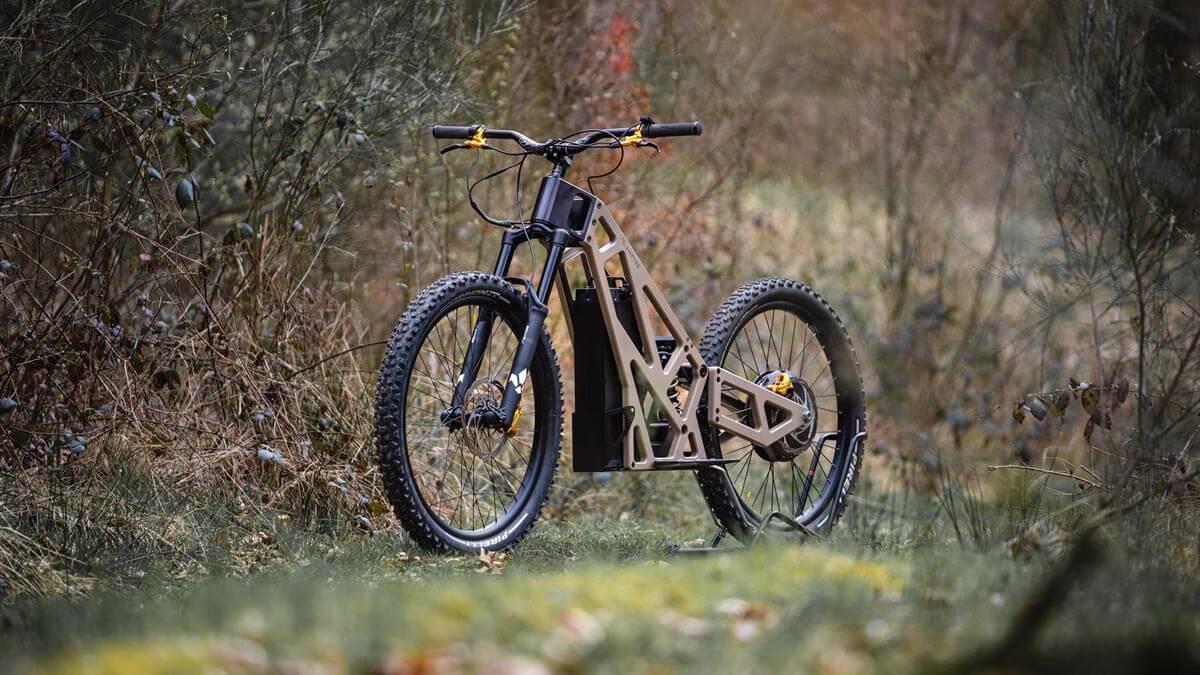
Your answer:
750,369 -> 816,462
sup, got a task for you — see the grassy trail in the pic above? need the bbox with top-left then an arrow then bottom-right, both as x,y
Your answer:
5,517 -> 1196,674
7,540 -> 913,673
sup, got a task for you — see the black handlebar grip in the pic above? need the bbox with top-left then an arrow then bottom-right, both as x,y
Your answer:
432,125 -> 477,139
642,121 -> 703,138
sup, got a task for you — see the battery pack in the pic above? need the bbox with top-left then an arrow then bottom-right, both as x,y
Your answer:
570,281 -> 642,471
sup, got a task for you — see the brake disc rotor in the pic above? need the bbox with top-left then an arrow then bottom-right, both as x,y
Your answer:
462,379 -> 508,459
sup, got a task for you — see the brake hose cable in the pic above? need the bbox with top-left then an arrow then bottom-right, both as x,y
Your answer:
466,151 -> 531,228
459,125 -> 655,288
577,127 -> 629,194
462,143 -> 544,287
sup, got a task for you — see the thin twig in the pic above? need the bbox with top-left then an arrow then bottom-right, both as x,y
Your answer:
986,464 -> 1105,490
284,340 -> 389,381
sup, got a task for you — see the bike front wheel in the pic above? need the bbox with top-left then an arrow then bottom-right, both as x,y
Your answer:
374,272 -> 562,552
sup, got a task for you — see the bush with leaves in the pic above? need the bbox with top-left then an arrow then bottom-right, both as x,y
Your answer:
0,0 -> 526,591
1005,0 -> 1200,500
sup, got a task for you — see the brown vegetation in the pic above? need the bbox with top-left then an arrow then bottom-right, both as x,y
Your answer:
1,0 -> 1197,604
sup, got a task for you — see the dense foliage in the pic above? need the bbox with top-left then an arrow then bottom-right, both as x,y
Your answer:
1,5 -> 1197,661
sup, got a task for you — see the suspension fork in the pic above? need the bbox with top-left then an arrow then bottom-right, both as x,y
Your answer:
493,227 -> 569,428
442,234 -> 516,429
446,227 -> 570,430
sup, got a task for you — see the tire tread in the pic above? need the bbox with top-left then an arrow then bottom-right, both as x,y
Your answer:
374,271 -> 562,552
694,276 -> 866,540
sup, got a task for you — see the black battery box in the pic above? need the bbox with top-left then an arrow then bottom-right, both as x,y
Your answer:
570,280 -> 643,471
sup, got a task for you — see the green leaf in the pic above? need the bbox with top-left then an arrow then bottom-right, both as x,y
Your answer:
1012,402 -> 1026,424
1114,378 -> 1129,407
1079,384 -> 1100,418
224,221 -> 255,245
1044,391 -> 1069,418
141,159 -> 163,181
197,99 -> 216,120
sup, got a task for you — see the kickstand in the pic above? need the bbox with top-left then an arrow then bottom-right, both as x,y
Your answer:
665,428 -> 866,556
750,510 -> 819,544
668,525 -> 731,556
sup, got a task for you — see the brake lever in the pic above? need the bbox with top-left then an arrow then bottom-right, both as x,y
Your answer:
601,140 -> 660,153
440,143 -> 501,155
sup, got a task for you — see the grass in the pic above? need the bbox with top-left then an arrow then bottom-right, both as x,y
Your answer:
1,526 -> 917,674
2,462 -> 1198,674
3,505 -> 1199,674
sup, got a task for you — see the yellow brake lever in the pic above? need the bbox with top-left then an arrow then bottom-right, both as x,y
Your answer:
464,125 -> 486,150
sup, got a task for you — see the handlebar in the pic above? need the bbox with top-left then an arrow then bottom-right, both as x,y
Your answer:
432,124 -> 542,150
430,125 -> 476,139
431,118 -> 703,156
437,118 -> 702,227
642,121 -> 703,138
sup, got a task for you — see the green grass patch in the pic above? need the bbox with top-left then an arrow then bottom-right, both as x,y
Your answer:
9,540 -> 914,674
3,471 -> 1198,674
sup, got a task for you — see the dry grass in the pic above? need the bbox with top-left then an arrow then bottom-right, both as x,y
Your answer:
1,14 -> 1198,675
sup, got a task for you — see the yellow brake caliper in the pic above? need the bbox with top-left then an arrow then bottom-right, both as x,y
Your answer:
505,407 -> 522,436
767,371 -> 794,396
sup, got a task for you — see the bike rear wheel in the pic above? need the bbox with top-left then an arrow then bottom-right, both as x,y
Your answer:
374,272 -> 562,552
696,277 -> 866,540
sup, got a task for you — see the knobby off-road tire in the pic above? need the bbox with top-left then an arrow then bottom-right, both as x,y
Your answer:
695,277 -> 866,541
375,272 -> 562,552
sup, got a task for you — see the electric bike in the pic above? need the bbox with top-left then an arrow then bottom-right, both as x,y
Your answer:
374,117 -> 866,552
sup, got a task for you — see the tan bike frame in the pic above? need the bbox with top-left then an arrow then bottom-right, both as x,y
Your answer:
554,197 -> 813,471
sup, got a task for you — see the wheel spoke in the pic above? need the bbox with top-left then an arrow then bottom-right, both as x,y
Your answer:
713,298 -> 857,530
402,297 -> 540,535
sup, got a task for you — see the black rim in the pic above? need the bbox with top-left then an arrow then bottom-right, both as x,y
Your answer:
715,301 -> 853,527
402,295 -> 541,538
